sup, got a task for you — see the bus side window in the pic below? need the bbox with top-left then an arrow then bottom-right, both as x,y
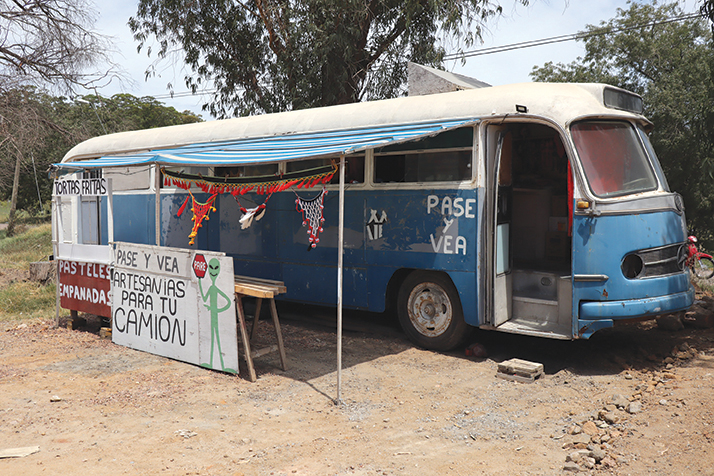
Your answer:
286,156 -> 365,184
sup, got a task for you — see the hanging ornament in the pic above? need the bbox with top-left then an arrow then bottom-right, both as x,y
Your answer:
295,188 -> 327,250
233,193 -> 272,230
177,190 -> 218,245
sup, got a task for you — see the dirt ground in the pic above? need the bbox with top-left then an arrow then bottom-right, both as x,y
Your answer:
2,298 -> 714,476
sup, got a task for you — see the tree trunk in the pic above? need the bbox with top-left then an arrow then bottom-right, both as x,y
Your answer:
6,153 -> 21,237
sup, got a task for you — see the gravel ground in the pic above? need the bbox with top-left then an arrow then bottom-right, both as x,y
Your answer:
1,299 -> 714,475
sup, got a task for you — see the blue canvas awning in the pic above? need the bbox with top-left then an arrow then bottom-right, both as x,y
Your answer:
53,118 -> 479,171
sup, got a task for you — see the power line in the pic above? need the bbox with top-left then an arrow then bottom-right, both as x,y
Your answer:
443,12 -> 702,61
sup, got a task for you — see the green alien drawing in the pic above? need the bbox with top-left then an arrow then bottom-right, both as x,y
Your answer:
198,258 -> 234,372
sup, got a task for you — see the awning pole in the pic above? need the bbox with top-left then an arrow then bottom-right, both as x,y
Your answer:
154,165 -> 161,246
336,155 -> 345,405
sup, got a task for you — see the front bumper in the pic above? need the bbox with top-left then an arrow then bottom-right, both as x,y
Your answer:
576,285 -> 695,338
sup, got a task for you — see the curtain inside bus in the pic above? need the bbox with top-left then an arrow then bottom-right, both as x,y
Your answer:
571,121 -> 658,198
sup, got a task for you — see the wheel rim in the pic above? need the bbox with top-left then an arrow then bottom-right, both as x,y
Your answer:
695,259 -> 709,279
406,282 -> 453,337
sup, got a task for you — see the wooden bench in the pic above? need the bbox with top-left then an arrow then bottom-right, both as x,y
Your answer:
234,276 -> 288,382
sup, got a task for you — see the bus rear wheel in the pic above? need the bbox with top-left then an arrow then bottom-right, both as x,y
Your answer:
397,271 -> 471,351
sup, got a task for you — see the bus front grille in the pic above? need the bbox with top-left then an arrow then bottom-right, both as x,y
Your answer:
637,243 -> 686,278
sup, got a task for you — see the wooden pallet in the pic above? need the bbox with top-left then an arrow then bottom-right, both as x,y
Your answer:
496,358 -> 543,383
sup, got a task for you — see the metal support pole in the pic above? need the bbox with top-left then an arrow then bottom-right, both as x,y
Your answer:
336,155 -> 345,405
155,165 -> 161,246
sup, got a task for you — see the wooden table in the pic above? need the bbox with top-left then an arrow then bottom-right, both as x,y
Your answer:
234,276 -> 288,382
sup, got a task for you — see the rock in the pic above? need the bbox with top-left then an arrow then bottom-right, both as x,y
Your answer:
566,449 -> 590,463
50,396 -> 62,402
590,446 -> 606,462
600,456 -> 616,468
568,425 -> 581,435
683,310 -> 714,329
627,401 -> 642,414
581,421 -> 598,436
599,410 -> 619,424
563,462 -> 581,472
604,404 -> 617,412
583,457 -> 596,469
657,314 -> 684,331
612,394 -> 629,409
659,399 -> 668,406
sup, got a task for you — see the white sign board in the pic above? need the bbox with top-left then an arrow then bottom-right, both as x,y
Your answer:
111,242 -> 239,374
54,177 -> 108,196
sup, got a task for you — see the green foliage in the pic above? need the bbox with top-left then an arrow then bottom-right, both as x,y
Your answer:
0,88 -> 202,213
531,1 -> 714,248
129,0 -> 528,118
0,224 -> 53,269
0,200 -> 9,222
0,282 -> 57,321
0,224 -> 55,322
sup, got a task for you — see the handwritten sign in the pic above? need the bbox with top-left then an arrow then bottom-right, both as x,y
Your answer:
53,178 -> 108,196
112,242 -> 238,374
58,260 -> 112,317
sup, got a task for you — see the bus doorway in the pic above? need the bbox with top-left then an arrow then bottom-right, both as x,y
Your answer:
486,122 -> 573,338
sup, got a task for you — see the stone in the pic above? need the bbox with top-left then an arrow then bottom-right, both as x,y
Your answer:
563,462 -> 581,472
600,411 -> 619,425
581,421 -> 598,436
590,446 -> 606,462
612,394 -> 629,409
627,401 -> 642,414
604,404 -> 617,412
659,399 -> 668,406
566,449 -> 590,463
683,310 -> 714,329
600,456 -> 616,468
583,457 -> 596,469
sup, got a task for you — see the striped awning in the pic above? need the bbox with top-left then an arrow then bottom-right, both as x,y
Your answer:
53,118 -> 478,171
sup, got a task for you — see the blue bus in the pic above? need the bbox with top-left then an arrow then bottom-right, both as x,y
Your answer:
53,82 -> 694,350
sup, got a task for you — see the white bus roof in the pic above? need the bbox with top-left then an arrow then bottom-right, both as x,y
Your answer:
62,82 -> 641,164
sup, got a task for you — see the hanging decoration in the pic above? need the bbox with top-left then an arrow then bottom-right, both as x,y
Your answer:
161,162 -> 336,196
163,162 -> 336,247
176,190 -> 218,245
233,193 -> 271,230
295,188 -> 328,250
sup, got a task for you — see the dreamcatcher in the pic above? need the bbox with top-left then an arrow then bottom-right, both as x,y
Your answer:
295,188 -> 328,250
176,190 -> 218,245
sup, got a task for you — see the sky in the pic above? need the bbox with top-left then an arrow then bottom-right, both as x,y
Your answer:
91,0 -> 703,120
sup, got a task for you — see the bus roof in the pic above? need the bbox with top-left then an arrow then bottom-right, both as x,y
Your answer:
62,82 -> 642,164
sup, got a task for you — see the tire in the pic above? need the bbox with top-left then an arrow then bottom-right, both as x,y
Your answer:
694,257 -> 714,280
396,271 -> 471,351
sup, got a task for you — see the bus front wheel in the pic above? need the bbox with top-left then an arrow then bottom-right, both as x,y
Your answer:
397,271 -> 471,351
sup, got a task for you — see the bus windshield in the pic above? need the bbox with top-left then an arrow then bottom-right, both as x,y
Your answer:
571,121 -> 658,198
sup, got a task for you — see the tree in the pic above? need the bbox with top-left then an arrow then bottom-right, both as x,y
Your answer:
129,0 -> 529,118
530,1 -> 714,248
703,0 -> 714,26
0,0 -> 122,236
0,88 -> 202,223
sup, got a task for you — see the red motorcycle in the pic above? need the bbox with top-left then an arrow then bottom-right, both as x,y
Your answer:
686,235 -> 714,280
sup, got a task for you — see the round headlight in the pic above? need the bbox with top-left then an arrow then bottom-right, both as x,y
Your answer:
622,254 -> 644,279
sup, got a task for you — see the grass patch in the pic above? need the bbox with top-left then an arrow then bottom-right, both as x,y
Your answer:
0,282 -> 57,322
0,223 -> 55,322
0,223 -> 53,269
0,200 -> 9,223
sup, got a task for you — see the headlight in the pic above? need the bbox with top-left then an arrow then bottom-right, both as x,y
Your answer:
622,254 -> 644,279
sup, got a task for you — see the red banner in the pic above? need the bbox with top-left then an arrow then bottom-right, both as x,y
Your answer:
58,260 -> 111,317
